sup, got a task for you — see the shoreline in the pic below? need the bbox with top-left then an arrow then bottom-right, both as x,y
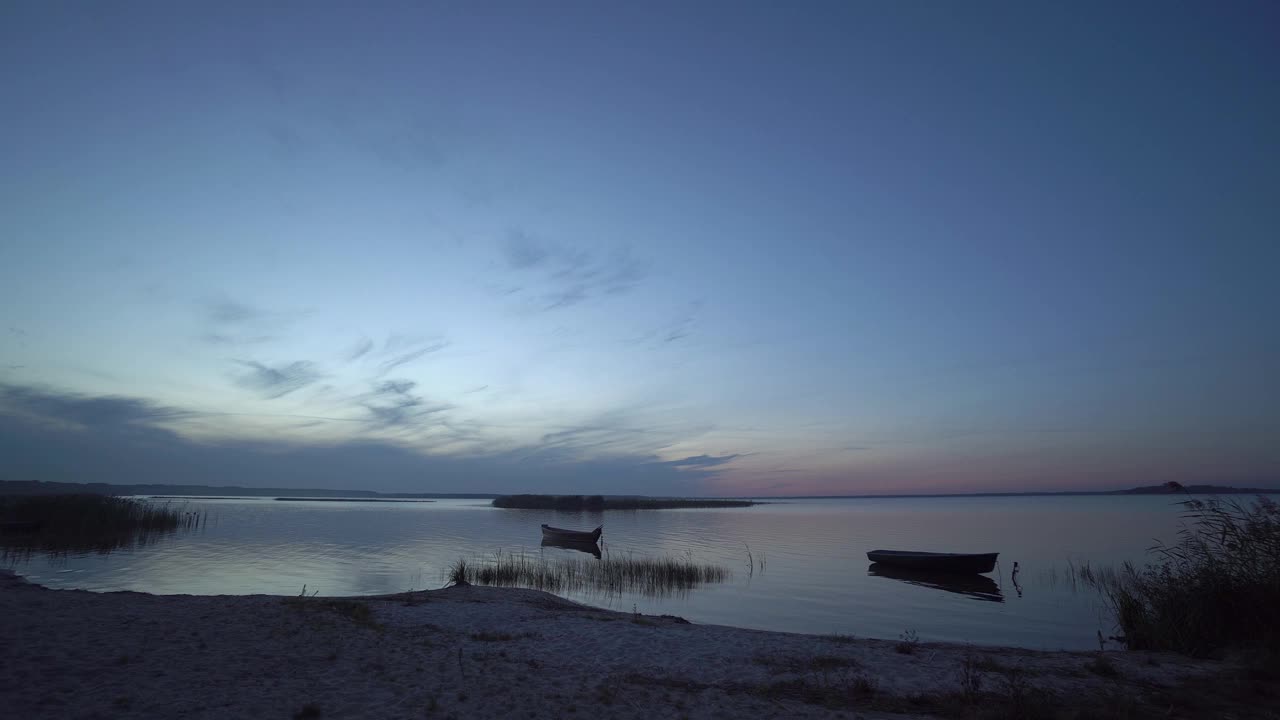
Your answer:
3,570 -> 1270,719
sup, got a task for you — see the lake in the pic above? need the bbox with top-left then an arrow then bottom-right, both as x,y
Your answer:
5,494 -> 1206,650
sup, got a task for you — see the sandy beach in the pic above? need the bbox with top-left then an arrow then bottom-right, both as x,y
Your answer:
0,569 -> 1269,719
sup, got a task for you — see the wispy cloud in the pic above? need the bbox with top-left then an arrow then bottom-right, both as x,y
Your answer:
663,300 -> 703,343
233,360 -> 323,399
200,296 -> 308,346
502,230 -> 553,269
499,229 -> 648,311
206,299 -> 262,324
649,454 -> 741,470
376,340 -> 448,377
343,334 -> 449,377
362,379 -> 452,429
204,333 -> 275,346
345,337 -> 374,362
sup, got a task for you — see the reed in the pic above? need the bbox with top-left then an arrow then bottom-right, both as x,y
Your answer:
0,494 -> 203,560
1077,496 -> 1280,657
449,550 -> 730,597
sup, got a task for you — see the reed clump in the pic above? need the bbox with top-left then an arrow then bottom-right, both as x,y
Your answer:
450,551 -> 730,597
1085,496 -> 1280,657
0,494 -> 203,560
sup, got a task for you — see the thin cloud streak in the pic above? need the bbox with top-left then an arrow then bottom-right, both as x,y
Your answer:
233,360 -> 323,399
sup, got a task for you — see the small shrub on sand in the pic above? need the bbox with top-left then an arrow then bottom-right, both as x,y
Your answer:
1085,653 -> 1120,678
446,558 -> 470,587
896,629 -> 919,654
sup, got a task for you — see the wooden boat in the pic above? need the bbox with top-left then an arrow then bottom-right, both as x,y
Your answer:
868,563 -> 1003,602
866,549 -> 998,574
540,524 -> 602,543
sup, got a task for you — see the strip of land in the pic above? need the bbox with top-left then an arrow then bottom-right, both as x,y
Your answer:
1,570 -> 1269,719
492,494 -> 757,510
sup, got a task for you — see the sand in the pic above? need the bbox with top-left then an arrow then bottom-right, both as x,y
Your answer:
0,569 -> 1247,719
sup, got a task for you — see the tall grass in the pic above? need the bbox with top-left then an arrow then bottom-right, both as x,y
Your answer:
0,494 -> 204,560
448,550 -> 730,598
1081,496 -> 1280,657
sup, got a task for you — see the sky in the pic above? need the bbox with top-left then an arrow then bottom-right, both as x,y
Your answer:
1,2 -> 1277,496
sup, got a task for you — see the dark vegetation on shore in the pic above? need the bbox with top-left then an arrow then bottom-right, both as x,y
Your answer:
0,480 -> 485,499
492,494 -> 756,510
448,552 -> 731,597
1117,483 -> 1280,495
0,494 -> 204,560
270,497 -> 436,503
1081,494 -> 1280,659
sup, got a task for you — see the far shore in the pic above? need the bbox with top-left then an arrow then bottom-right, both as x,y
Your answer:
492,494 -> 759,510
2,569 -> 1269,719
143,496 -> 437,503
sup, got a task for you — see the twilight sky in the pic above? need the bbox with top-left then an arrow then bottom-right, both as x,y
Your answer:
1,2 -> 1277,495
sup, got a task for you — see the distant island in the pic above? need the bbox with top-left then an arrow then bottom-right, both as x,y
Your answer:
1114,484 -> 1279,495
491,494 -> 757,511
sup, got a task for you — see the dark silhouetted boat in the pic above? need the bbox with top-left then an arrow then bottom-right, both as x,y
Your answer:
866,549 -> 998,574
540,524 -> 602,543
541,536 -> 602,559
868,563 -> 1003,602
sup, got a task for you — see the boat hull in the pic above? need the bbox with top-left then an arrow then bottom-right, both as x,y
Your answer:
866,550 -> 998,574
540,524 -> 602,543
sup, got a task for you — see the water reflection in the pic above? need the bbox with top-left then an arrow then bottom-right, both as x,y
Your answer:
540,536 -> 602,559
5,495 -> 1194,650
1,497 -> 203,563
868,563 -> 1005,603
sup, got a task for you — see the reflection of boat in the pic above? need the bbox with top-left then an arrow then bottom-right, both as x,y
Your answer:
541,536 -> 602,559
868,563 -> 1004,603
866,549 -> 998,574
541,524 -> 602,543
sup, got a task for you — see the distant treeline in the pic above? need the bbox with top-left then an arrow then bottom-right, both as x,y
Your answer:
1117,484 -> 1279,495
0,480 -> 493,500
492,494 -> 757,510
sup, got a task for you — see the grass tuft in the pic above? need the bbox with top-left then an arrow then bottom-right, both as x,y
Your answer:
447,551 -> 730,598
895,629 -> 919,654
446,558 -> 470,587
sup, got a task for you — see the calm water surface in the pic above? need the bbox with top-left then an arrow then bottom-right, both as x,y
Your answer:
7,495 -> 1199,650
